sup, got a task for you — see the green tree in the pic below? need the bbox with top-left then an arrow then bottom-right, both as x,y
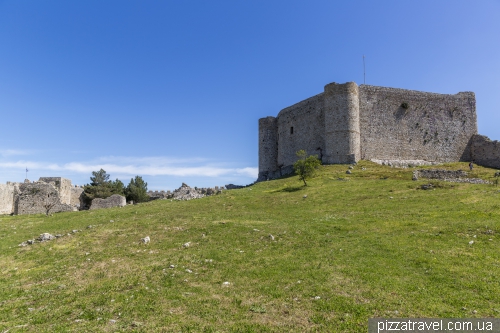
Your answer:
125,176 -> 149,203
82,169 -> 125,207
293,150 -> 321,186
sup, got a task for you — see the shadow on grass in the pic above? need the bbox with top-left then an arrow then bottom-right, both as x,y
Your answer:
268,185 -> 304,193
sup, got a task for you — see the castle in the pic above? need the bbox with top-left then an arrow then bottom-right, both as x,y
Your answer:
0,177 -> 83,215
258,82 -> 500,181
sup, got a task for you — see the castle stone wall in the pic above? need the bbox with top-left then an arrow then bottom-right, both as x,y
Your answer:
324,82 -> 360,164
0,184 -> 16,215
276,93 -> 325,169
359,85 -> 477,162
258,117 -> 279,179
471,134 -> 500,169
39,177 -> 72,205
15,182 -> 75,215
70,187 -> 84,208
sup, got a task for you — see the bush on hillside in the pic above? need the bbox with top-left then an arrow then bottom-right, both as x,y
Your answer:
82,169 -> 125,208
293,150 -> 321,186
125,176 -> 149,203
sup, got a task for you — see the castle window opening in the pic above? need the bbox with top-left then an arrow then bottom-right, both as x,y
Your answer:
290,126 -> 294,134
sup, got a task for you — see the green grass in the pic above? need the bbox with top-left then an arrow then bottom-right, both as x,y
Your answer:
0,161 -> 499,332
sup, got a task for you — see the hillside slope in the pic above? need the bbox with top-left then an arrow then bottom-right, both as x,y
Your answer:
0,161 -> 499,332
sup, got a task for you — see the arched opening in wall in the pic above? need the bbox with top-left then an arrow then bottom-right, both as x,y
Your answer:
290,127 -> 294,134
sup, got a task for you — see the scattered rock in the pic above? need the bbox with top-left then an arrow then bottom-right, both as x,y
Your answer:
169,264 -> 175,269
186,269 -> 192,273
348,166 -> 353,169
37,233 -> 55,242
303,195 -> 307,198
314,296 -> 321,300
346,170 -> 352,174
421,184 -> 434,190
222,281 -> 230,286
141,236 -> 150,244
183,242 -> 191,248
469,240 -> 474,245
269,234 -> 275,241
110,220 -> 114,223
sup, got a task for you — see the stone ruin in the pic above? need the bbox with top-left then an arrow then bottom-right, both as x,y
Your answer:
0,177 -> 84,215
89,194 -> 126,210
147,183 -> 225,201
412,169 -> 491,184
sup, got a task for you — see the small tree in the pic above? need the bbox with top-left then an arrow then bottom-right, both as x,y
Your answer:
293,150 -> 321,186
125,176 -> 149,203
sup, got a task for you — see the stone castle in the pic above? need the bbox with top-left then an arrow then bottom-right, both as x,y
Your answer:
0,177 -> 84,215
258,82 -> 500,180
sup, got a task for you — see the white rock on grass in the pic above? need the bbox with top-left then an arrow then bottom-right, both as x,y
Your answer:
37,233 -> 55,242
141,236 -> 150,244
183,242 -> 191,248
269,234 -> 275,241
222,281 -> 230,286
469,240 -> 474,245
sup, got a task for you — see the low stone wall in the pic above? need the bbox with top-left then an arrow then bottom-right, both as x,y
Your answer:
370,159 -> 440,168
90,194 -> 126,210
472,134 -> 500,169
412,169 -> 468,181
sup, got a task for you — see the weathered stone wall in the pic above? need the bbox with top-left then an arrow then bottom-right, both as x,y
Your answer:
413,169 -> 468,180
276,93 -> 325,169
90,194 -> 126,210
471,134 -> 500,169
258,116 -> 278,180
15,182 -> 75,215
70,187 -> 84,208
324,82 -> 360,164
38,177 -> 72,205
0,184 -> 16,215
359,85 -> 477,162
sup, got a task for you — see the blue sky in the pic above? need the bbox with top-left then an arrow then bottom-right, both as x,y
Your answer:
1,0 -> 499,190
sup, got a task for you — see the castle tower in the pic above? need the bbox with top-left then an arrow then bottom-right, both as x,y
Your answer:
323,82 -> 361,164
258,116 -> 278,180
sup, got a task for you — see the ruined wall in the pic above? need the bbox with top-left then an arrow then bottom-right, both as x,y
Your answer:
39,177 -> 72,205
15,182 -> 75,215
0,184 -> 16,215
359,85 -> 477,162
70,187 -> 84,208
471,134 -> 500,169
276,93 -> 325,169
90,194 -> 126,210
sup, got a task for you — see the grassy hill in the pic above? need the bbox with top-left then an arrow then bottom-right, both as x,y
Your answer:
0,161 -> 499,332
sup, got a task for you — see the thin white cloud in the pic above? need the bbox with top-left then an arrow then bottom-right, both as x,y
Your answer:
0,157 -> 258,179
0,149 -> 31,157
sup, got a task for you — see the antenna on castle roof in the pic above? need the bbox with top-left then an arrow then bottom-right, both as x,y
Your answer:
363,55 -> 366,85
